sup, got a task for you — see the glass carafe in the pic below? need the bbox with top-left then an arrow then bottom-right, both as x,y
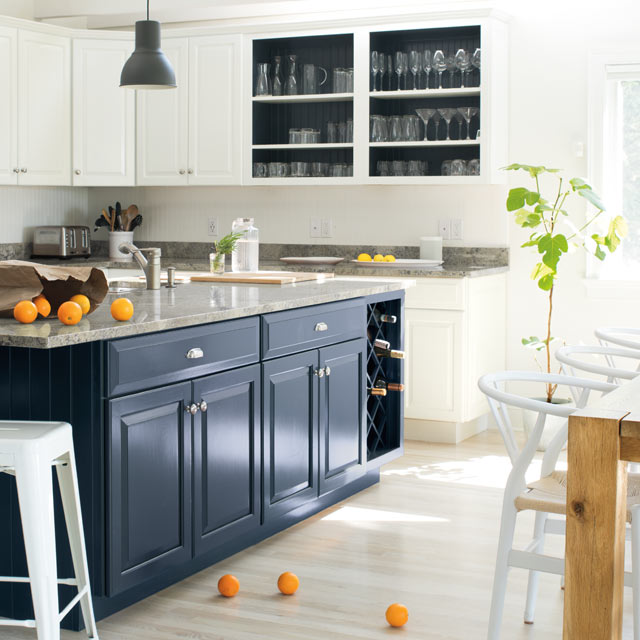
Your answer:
285,54 -> 298,96
272,56 -> 284,96
231,218 -> 259,272
255,63 -> 271,96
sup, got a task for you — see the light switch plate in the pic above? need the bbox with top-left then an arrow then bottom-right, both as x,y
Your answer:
310,217 -> 321,238
451,219 -> 463,240
321,218 -> 333,238
438,219 -> 451,240
208,217 -> 218,236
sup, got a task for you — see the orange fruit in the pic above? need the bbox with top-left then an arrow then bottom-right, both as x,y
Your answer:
70,294 -> 90,315
217,574 -> 240,598
277,571 -> 299,595
13,300 -> 38,324
385,603 -> 408,627
32,295 -> 51,318
57,301 -> 83,326
110,298 -> 134,322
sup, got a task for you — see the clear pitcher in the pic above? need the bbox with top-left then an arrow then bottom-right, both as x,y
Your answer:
302,64 -> 327,94
255,62 -> 271,96
285,54 -> 298,95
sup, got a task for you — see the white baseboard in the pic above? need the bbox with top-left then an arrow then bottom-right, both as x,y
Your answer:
404,413 -> 490,444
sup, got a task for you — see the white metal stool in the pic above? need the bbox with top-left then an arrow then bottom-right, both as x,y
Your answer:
0,421 -> 98,639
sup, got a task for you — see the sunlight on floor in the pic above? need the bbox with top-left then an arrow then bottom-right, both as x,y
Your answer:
321,505 -> 448,523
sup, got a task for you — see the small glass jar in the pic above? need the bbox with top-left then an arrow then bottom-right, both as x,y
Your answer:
209,252 -> 225,274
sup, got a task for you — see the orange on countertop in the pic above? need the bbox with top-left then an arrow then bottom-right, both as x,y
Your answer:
57,301 -> 83,326
110,298 -> 134,322
277,571 -> 299,595
32,294 -> 51,318
14,300 -> 38,324
70,294 -> 90,315
385,603 -> 408,627
217,574 -> 240,598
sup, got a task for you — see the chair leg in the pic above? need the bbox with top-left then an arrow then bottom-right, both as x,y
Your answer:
15,461 -> 60,640
524,511 -> 548,624
487,501 -> 518,640
632,512 -> 640,640
56,453 -> 99,639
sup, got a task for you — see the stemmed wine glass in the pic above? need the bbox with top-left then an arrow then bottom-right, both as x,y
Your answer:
402,52 -> 409,89
454,49 -> 470,88
422,49 -> 432,89
394,51 -> 404,91
445,55 -> 456,88
457,106 -> 479,139
378,53 -> 386,92
431,110 -> 443,140
371,51 -> 380,91
387,55 -> 393,90
432,50 -> 447,89
437,107 -> 458,140
409,50 -> 420,90
416,108 -> 436,141
471,47 -> 481,85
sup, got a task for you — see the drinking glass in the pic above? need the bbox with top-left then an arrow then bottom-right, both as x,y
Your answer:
445,55 -> 456,88
327,121 -> 339,143
457,106 -> 479,139
255,62 -> 271,96
285,54 -> 298,95
437,107 -> 458,140
272,56 -> 284,96
402,115 -> 420,141
378,53 -> 386,92
346,119 -> 353,142
430,109 -> 443,140
371,51 -> 380,91
450,159 -> 467,176
333,68 -> 346,93
289,128 -> 302,144
370,115 -> 388,142
394,52 -> 404,91
311,162 -> 325,177
391,160 -> 406,177
416,108 -> 436,140
389,115 -> 403,142
409,50 -> 420,89
347,164 -> 353,177
291,161 -> 308,177
346,68 -> 354,92
441,160 -> 452,176
300,128 -> 315,144
377,160 -> 390,176
454,111 -> 464,139
332,163 -> 347,177
419,160 -> 428,175
277,162 -> 289,177
338,121 -> 347,143
252,162 -> 268,177
454,49 -> 470,88
471,47 -> 481,85
268,161 -> 279,177
467,158 -> 480,176
407,160 -> 422,176
402,52 -> 409,89
432,50 -> 447,89
422,49 -> 432,89
387,54 -> 394,90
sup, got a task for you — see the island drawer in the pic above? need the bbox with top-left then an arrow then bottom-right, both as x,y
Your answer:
261,299 -> 365,360
106,317 -> 260,396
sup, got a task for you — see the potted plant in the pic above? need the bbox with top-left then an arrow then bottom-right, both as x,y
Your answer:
209,230 -> 246,274
505,163 -> 627,448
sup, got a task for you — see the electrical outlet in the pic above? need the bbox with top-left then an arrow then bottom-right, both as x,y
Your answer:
451,219 -> 463,241
321,218 -> 333,238
310,217 -> 321,238
207,217 -> 218,236
438,219 -> 451,240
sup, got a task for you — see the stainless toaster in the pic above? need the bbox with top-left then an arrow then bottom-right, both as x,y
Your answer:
32,226 -> 91,258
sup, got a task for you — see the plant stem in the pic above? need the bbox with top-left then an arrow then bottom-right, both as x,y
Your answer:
567,208 -> 605,241
546,284 -> 556,402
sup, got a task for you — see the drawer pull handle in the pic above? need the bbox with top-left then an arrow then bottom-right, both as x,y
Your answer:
314,368 -> 325,378
185,403 -> 199,415
197,401 -> 208,413
314,322 -> 328,332
186,348 -> 204,359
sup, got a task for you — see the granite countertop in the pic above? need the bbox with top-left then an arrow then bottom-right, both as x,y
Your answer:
0,278 -> 413,349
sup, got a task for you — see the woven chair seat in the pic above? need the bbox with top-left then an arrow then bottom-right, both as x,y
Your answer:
515,470 -> 640,523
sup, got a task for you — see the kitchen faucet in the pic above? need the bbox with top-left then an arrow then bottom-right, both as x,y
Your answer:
118,243 -> 161,290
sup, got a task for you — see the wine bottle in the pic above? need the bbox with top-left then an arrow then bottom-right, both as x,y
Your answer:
373,338 -> 390,350
369,386 -> 387,397
373,345 -> 405,359
374,379 -> 404,393
373,309 -> 397,324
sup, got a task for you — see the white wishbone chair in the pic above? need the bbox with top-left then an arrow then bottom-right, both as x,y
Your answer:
597,326 -> 640,351
555,344 -> 640,388
478,371 -> 640,640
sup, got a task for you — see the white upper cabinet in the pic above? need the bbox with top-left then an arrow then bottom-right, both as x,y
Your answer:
137,38 -> 189,186
73,38 -> 135,186
188,34 -> 242,185
18,29 -> 71,186
0,26 -> 17,185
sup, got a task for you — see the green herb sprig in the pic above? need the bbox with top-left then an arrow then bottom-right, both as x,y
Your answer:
213,231 -> 246,256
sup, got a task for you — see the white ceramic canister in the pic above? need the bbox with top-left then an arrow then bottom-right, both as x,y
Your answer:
419,236 -> 443,261
109,231 -> 134,262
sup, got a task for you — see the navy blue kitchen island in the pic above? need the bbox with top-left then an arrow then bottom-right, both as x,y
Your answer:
0,279 -> 406,630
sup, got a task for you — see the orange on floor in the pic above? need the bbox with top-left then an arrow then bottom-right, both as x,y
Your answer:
385,603 -> 408,627
217,574 -> 240,598
277,572 -> 299,595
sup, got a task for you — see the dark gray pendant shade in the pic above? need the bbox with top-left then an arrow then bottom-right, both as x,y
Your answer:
120,20 -> 176,90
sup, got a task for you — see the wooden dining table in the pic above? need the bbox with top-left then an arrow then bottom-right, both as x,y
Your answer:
564,375 -> 640,638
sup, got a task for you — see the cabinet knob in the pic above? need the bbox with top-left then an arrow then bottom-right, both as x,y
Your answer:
20,168 -> 27,173
314,322 -> 328,332
74,169 -> 81,175
12,168 -> 19,174
314,368 -> 325,378
324,366 -> 331,376
179,169 -> 186,175
188,168 -> 194,174
186,347 -> 204,359
197,400 -> 207,413
185,403 -> 199,415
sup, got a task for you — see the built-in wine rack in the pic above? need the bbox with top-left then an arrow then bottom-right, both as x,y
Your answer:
366,292 -> 404,464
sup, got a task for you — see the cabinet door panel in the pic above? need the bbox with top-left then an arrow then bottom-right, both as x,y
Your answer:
188,34 -> 241,184
0,26 -> 17,185
319,339 -> 366,495
108,382 -> 192,595
73,39 -> 135,186
193,365 -> 260,556
137,38 -> 189,185
263,351 -> 318,522
18,30 -> 70,185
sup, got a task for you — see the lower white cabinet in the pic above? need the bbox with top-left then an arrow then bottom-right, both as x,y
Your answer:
72,38 -> 135,186
0,25 -> 17,185
404,274 -> 506,443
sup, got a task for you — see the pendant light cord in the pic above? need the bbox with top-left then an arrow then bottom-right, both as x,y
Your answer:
147,0 -> 149,20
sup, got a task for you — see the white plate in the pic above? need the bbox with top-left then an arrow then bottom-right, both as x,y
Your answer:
280,256 -> 344,265
350,258 -> 444,267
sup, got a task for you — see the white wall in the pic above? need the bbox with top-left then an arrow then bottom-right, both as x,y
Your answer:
0,0 -> 34,19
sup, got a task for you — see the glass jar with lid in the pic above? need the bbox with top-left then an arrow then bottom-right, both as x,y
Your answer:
231,218 -> 259,272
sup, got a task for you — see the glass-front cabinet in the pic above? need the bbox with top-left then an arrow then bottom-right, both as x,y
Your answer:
243,12 -> 507,185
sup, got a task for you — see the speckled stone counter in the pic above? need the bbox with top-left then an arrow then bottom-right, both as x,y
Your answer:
0,277 -> 412,349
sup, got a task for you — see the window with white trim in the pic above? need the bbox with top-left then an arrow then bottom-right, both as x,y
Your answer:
589,56 -> 640,279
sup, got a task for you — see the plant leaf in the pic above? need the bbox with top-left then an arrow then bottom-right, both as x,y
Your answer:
514,209 -> 542,228
538,233 -> 568,271
605,215 -> 628,252
576,186 -> 606,211
538,274 -> 555,290
501,163 -> 560,176
594,244 -> 606,261
531,262 -> 554,281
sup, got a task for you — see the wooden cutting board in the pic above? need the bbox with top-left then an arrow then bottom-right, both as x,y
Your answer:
188,271 -> 335,284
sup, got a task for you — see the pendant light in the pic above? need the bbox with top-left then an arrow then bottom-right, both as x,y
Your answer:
120,0 -> 176,90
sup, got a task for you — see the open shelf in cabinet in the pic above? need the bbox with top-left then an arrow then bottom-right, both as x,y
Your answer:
370,140 -> 478,148
253,93 -> 353,104
370,88 -> 479,99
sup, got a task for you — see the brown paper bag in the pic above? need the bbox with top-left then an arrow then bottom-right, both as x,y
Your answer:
0,260 -> 108,317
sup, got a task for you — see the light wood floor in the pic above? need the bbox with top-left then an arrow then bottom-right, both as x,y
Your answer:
3,431 -> 636,639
